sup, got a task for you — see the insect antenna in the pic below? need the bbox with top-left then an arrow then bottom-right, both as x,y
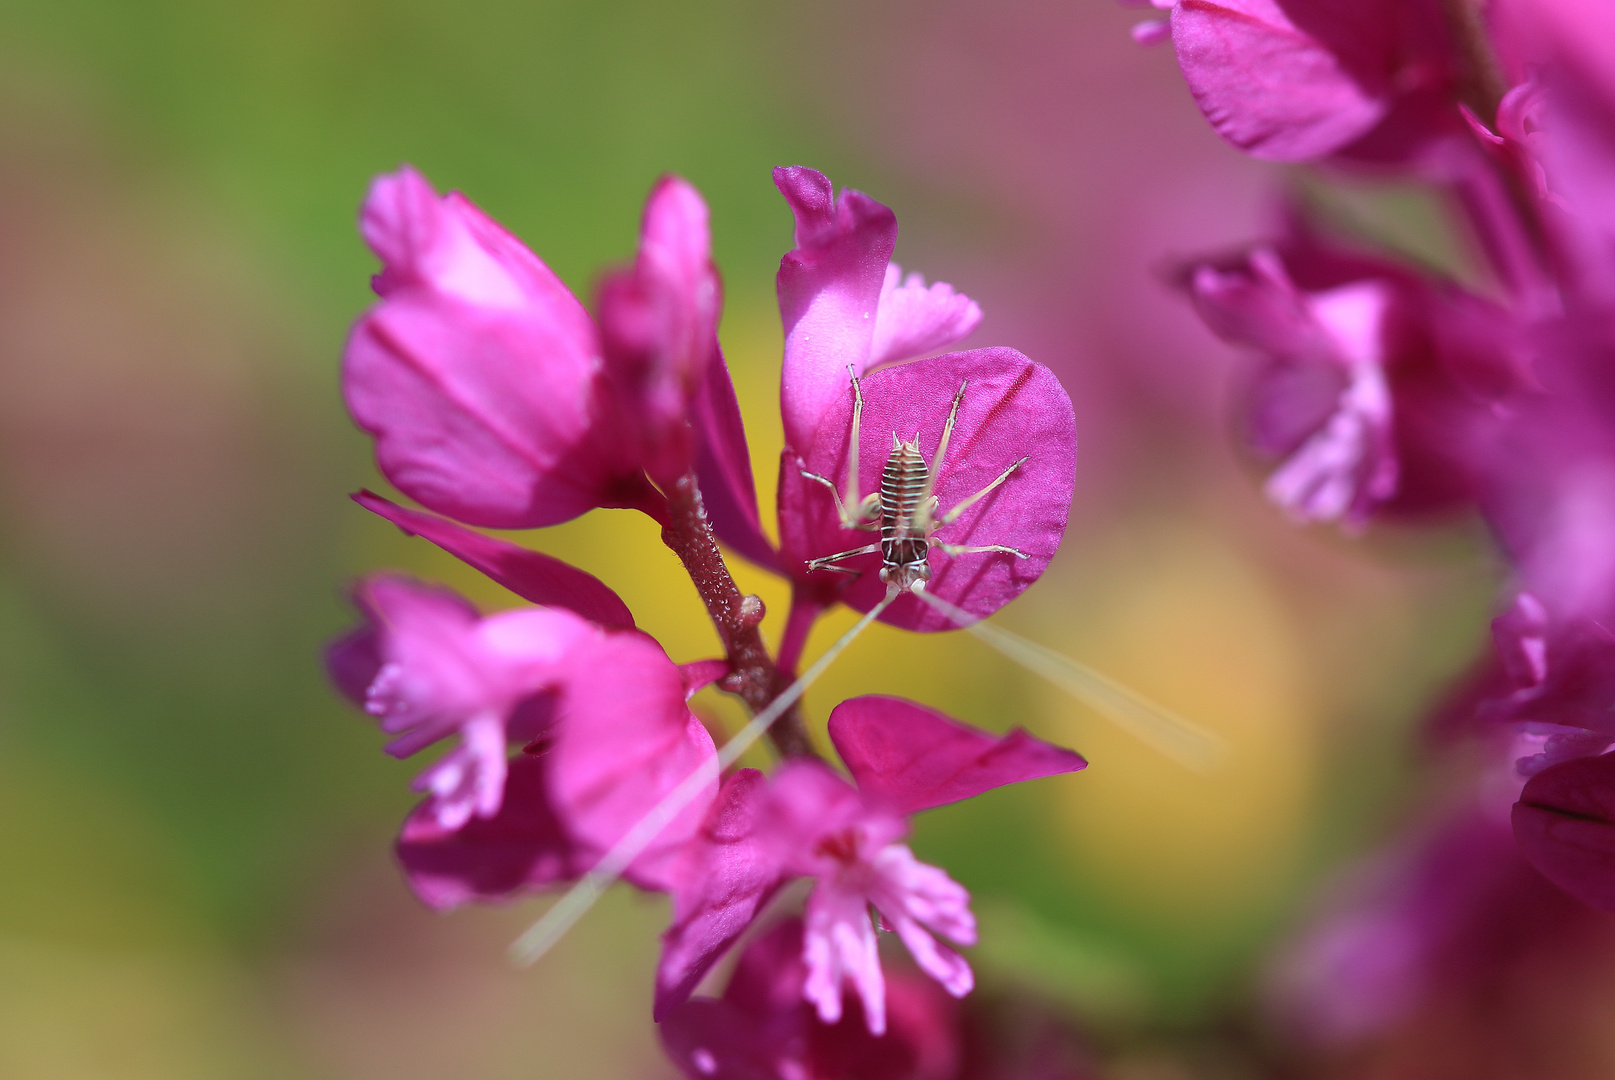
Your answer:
508,587 -> 902,968
911,589 -> 1225,773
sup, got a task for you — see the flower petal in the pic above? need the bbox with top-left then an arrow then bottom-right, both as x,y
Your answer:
867,264 -> 982,369
780,348 -> 1076,632
655,769 -> 786,1021
828,695 -> 1086,815
1514,751 -> 1615,910
692,348 -> 779,570
774,166 -> 898,454
353,490 -> 636,629
395,755 -> 580,910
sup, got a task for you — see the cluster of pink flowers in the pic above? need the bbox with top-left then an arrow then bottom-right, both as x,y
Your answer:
1134,0 -> 1615,1049
329,163 -> 1086,1074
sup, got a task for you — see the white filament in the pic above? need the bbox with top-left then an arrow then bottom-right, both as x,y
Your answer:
912,589 -> 1225,773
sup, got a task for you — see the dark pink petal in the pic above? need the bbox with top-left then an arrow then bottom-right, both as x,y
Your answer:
774,166 -> 898,454
655,769 -> 786,1020
827,695 -> 1087,816
1514,752 -> 1615,910
547,631 -> 719,890
598,176 -> 723,488
395,755 -> 580,910
325,623 -> 381,709
658,998 -> 785,1080
1171,0 -> 1399,161
352,490 -> 635,630
867,264 -> 983,369
779,348 -> 1076,632
693,348 -> 779,570
345,167 -> 638,529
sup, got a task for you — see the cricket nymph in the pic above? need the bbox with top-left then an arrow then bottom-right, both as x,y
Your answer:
801,368 -> 1030,596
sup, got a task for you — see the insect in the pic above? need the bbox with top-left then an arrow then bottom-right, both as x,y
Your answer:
800,367 -> 1031,592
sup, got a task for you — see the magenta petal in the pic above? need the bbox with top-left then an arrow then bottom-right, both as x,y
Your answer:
828,696 -> 1086,816
655,769 -> 786,1021
395,755 -> 580,910
598,176 -> 722,487
352,490 -> 635,629
1171,0 -> 1396,161
1514,752 -> 1615,910
345,167 -> 633,529
774,166 -> 898,454
693,347 -> 779,570
547,632 -> 719,889
780,348 -> 1076,632
658,998 -> 785,1080
325,624 -> 381,709
867,264 -> 983,369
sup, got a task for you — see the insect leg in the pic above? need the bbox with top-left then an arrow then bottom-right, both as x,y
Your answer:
912,380 -> 967,533
798,365 -> 879,529
805,542 -> 881,574
934,541 -> 1030,559
937,455 -> 1029,527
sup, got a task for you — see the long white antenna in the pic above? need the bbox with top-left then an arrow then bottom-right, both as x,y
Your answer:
912,589 -> 1225,773
508,590 -> 898,967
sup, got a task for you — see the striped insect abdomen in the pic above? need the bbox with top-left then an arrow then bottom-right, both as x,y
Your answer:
880,439 -> 931,577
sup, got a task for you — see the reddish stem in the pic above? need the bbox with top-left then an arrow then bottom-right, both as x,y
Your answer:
776,592 -> 825,678
659,473 -> 816,760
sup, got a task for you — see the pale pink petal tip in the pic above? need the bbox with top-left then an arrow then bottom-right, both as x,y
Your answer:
1131,19 -> 1171,46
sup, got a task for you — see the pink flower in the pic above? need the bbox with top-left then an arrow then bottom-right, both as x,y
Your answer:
653,696 -> 1084,1027
1160,0 -> 1461,165
659,918 -> 966,1080
343,166 -> 659,528
1184,231 -> 1519,528
327,575 -> 594,830
597,176 -> 724,489
1514,749 -> 1615,911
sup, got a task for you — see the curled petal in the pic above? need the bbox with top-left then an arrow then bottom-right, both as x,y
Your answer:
410,712 -> 507,829
775,166 -> 898,454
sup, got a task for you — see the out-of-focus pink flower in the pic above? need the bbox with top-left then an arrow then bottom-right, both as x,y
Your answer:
660,918 -> 966,1080
1515,750 -> 1615,911
1163,0 -> 1459,164
1271,791 -> 1611,1051
395,754 -> 582,910
597,176 -> 723,489
326,575 -> 594,830
343,166 -> 657,529
1184,231 -> 1519,528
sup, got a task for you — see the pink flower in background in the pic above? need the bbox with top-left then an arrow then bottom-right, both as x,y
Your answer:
326,575 -> 594,829
1157,0 -> 1461,165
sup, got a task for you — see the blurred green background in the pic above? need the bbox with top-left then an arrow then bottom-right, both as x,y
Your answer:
0,1 -> 1498,1077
